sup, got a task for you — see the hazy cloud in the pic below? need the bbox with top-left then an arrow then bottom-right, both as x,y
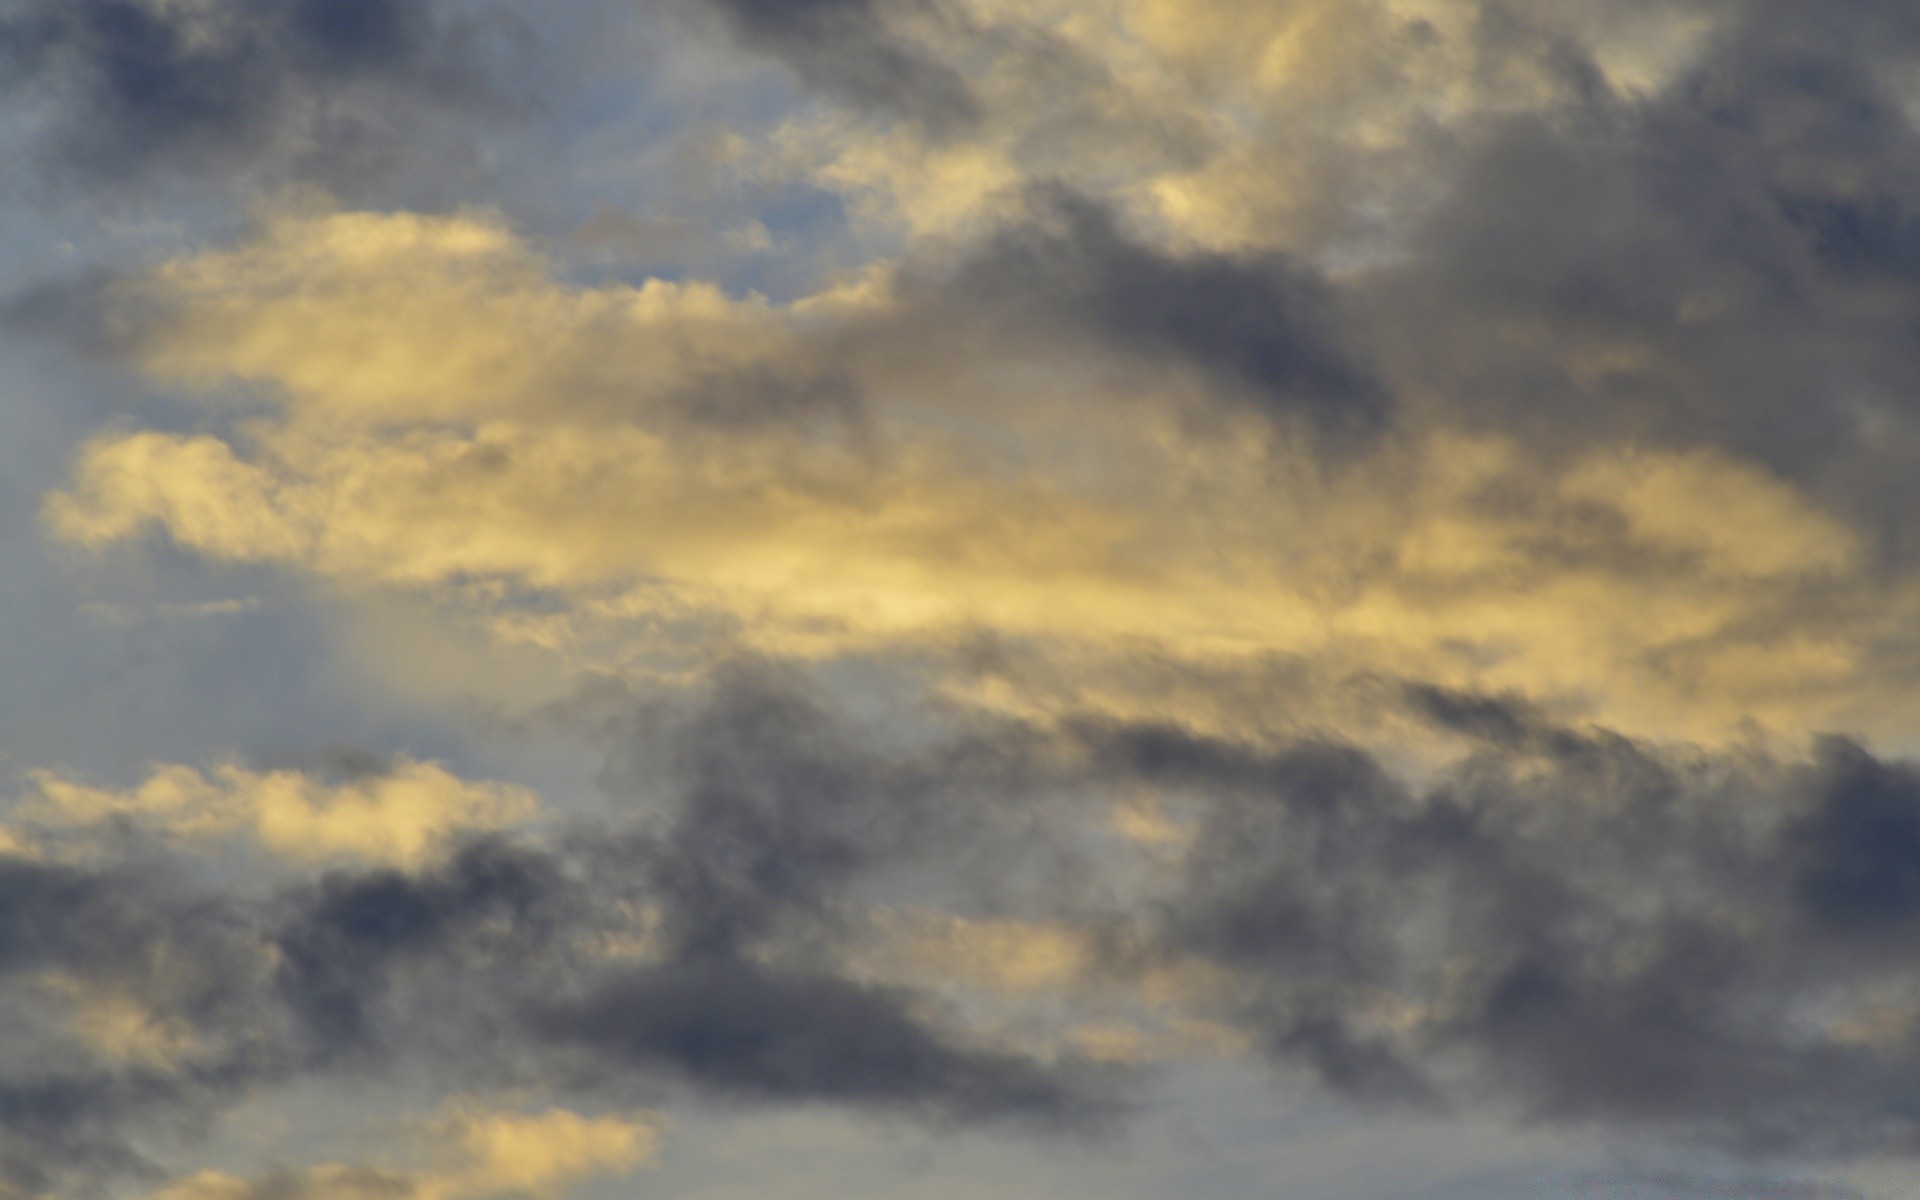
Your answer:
0,0 -> 528,188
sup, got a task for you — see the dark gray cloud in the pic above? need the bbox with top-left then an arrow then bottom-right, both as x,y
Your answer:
531,669 -> 1122,1122
1065,705 -> 1920,1156
526,957 -> 1109,1122
559,673 -> 1920,1154
1362,0 -> 1920,551
0,0 -> 527,188
0,676 -> 1118,1196
691,0 -> 976,131
545,669 -> 1920,1156
923,189 -> 1393,444
270,837 -> 576,1063
27,665 -> 1920,1188
0,854 -> 275,1194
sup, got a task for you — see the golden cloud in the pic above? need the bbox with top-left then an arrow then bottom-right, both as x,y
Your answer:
26,758 -> 539,868
45,207 -> 1920,750
145,1105 -> 662,1200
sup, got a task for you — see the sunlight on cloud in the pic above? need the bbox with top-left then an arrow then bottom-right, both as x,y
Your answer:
146,1105 -> 662,1200
44,219 -> 1911,747
846,909 -> 1254,1067
427,1105 -> 665,1199
761,0 -> 1734,254
26,758 -> 538,867
44,973 -> 207,1070
122,206 -> 792,425
19,0 -> 1920,1191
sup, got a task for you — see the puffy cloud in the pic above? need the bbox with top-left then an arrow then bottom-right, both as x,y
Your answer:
21,645 -> 1920,1186
24,757 -> 539,868
45,408 -> 1910,746
107,206 -> 804,427
426,1105 -> 662,1199
44,202 -> 1920,747
27,0 -> 1920,1188
0,672 -> 1131,1196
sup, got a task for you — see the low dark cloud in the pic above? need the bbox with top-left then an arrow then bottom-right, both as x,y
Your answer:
270,838 -> 575,1062
1363,0 -> 1920,551
0,855 -> 274,1193
1786,738 -> 1920,932
0,0 -> 527,189
538,670 -> 1920,1157
527,957 -> 1108,1122
927,189 -> 1393,444
25,665 -> 1920,1188
694,0 -> 976,131
0,675 -> 1118,1195
1068,705 -> 1920,1155
533,670 -> 1122,1123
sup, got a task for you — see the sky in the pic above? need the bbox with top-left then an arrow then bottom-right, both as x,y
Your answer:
9,0 -> 1920,1197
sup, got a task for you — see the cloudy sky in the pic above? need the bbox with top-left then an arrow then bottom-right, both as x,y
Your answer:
10,0 -> 1920,1196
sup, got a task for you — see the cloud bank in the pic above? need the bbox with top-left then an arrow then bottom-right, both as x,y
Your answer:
13,0 -> 1920,1197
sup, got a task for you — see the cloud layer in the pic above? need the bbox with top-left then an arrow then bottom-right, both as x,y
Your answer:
14,0 -> 1920,1197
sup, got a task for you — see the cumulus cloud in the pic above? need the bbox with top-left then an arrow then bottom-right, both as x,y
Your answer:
24,757 -> 538,867
43,200 -> 1920,747
18,654 -> 1920,1190
23,0 -> 1920,1191
0,673 -> 1132,1195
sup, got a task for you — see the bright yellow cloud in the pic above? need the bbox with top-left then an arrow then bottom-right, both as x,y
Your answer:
28,758 -> 538,868
425,1106 -> 664,1200
122,206 -> 791,425
42,973 -> 206,1070
145,1105 -> 661,1200
46,207 -> 1920,750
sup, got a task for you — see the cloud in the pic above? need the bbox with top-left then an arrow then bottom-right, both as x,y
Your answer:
424,1104 -> 663,1199
24,0 -> 1920,1187
25,757 -> 539,867
525,957 -> 1110,1122
0,852 -> 275,1194
922,188 -> 1393,442
146,1102 -> 662,1200
688,0 -> 977,130
267,837 -> 577,1062
1060,710 -> 1920,1153
1355,0 -> 1920,552
46,202 -> 1920,747
0,0 -> 528,189
250,667 -> 1129,1112
93,205 -> 803,427
21,648 -> 1920,1184
0,672 -> 1131,1195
